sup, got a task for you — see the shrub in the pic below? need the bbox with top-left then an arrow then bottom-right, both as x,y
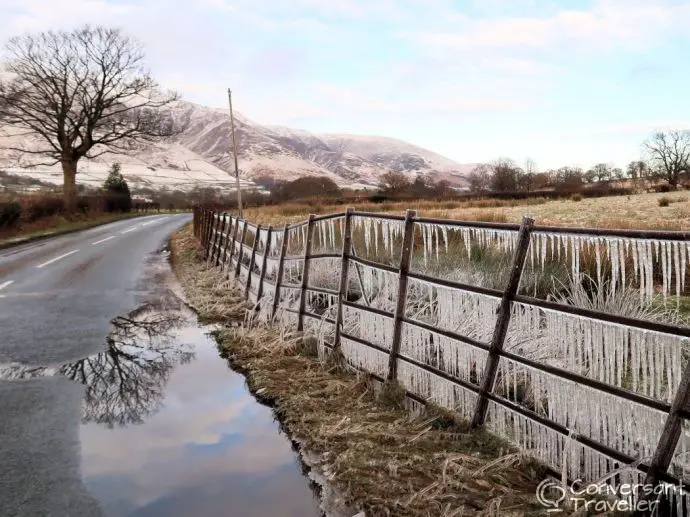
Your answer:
655,184 -> 674,193
0,202 -> 22,230
659,197 -> 670,207
571,193 -> 583,202
24,196 -> 64,221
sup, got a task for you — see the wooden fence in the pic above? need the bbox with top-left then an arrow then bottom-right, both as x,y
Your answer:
193,206 -> 690,509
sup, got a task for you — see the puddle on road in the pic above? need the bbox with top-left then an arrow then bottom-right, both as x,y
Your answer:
78,311 -> 324,517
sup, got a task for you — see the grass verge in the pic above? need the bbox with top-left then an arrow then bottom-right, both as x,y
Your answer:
170,224 -> 549,517
0,212 -> 145,248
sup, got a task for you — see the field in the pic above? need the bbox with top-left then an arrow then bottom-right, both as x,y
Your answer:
244,191 -> 690,230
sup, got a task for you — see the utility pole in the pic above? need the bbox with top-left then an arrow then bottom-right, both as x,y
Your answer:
227,88 -> 243,218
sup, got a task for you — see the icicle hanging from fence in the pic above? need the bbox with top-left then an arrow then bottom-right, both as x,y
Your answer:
306,292 -> 339,319
406,277 -> 499,342
303,311 -> 336,351
396,361 -> 479,420
347,261 -> 399,310
507,301 -> 688,402
416,222 -> 519,267
529,232 -> 690,303
343,305 -> 394,350
485,401 -> 647,484
399,322 -> 487,384
496,357 -> 667,460
351,216 -> 404,260
341,337 -> 389,378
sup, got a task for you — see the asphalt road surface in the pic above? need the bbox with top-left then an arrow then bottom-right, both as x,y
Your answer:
0,213 -> 192,517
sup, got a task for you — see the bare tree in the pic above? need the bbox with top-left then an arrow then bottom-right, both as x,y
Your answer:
0,26 -> 180,210
627,160 -> 651,189
378,170 -> 410,194
466,164 -> 491,194
490,158 -> 522,192
643,131 -> 690,188
586,163 -> 613,183
521,158 -> 538,191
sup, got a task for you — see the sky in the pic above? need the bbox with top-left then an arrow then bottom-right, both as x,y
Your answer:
1,0 -> 689,170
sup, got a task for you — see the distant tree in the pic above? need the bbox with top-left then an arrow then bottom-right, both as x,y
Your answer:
553,166 -> 584,191
627,160 -> 652,189
627,160 -> 650,181
490,158 -> 522,192
103,162 -> 132,212
612,167 -> 625,182
644,131 -> 690,187
378,171 -> 410,194
467,164 -> 491,194
431,179 -> 453,197
522,158 -> 537,191
532,172 -> 552,190
586,163 -> 613,183
274,176 -> 341,201
0,26 -> 180,211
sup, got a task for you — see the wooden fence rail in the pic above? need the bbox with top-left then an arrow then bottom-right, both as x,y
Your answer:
193,207 -> 690,505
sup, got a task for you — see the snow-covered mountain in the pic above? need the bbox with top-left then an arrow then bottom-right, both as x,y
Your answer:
0,99 -> 472,191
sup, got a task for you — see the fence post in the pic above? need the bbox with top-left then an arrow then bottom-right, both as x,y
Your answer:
387,209 -> 417,381
235,219 -> 248,278
221,215 -> 235,271
471,215 -> 534,428
257,226 -> 273,302
209,212 -> 221,263
212,213 -> 228,266
226,216 -> 240,274
334,208 -> 354,352
297,215 -> 316,332
204,211 -> 217,259
200,209 -> 206,243
642,364 -> 690,491
245,224 -> 261,298
272,225 -> 290,319
234,220 -> 248,279
200,209 -> 207,245
193,207 -> 199,237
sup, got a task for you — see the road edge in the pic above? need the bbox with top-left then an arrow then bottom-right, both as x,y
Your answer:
0,213 -> 164,251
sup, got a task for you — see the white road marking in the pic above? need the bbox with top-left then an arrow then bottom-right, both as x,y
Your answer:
36,250 -> 79,269
141,216 -> 168,226
0,280 -> 14,290
92,236 -> 116,245
121,226 -> 140,234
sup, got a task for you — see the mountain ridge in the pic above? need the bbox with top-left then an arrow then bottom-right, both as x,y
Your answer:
0,99 -> 473,190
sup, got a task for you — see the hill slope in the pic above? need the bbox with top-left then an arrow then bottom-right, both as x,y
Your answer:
0,99 -> 472,190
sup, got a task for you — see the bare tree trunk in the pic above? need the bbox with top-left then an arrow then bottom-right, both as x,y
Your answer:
61,159 -> 78,212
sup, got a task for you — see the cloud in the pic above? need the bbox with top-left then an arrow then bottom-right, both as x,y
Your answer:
399,0 -> 689,54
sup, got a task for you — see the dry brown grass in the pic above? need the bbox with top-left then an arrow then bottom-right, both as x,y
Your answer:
170,224 -> 550,517
243,191 -> 690,231
169,226 -> 247,322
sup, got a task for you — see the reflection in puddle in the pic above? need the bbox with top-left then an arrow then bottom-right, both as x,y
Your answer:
80,319 -> 324,517
1,254 -> 324,517
79,314 -> 323,517
66,312 -> 195,428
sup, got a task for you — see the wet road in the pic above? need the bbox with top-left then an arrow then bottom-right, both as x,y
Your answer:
0,214 -> 191,365
0,215 -> 323,517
